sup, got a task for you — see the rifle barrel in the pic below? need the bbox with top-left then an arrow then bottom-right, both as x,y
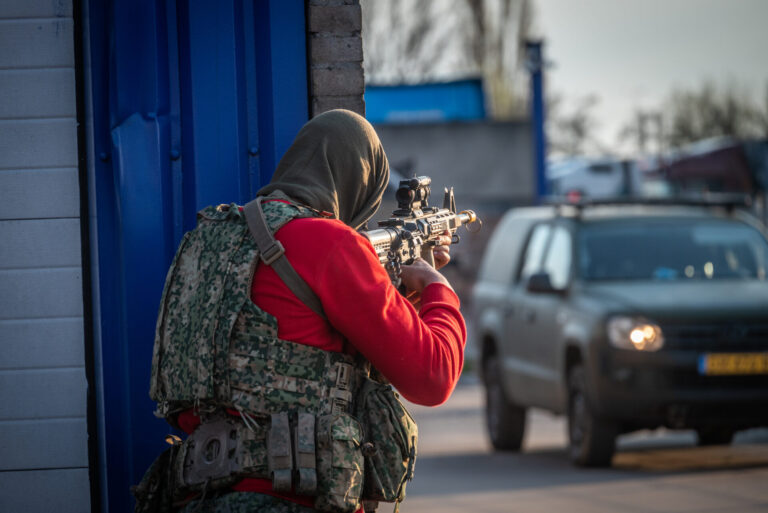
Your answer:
458,210 -> 478,226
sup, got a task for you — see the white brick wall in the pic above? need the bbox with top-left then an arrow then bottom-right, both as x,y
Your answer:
0,1 -> 90,511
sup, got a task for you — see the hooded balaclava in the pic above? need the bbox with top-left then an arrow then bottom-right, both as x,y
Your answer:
257,109 -> 390,230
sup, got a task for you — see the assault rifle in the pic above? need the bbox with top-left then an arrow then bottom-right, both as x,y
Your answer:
362,176 -> 480,288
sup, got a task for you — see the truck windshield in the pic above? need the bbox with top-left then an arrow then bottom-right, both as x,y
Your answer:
578,218 -> 768,281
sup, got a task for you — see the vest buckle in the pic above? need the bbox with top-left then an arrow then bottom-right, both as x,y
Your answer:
260,240 -> 286,265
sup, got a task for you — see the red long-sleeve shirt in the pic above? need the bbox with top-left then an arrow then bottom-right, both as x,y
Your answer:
178,209 -> 466,507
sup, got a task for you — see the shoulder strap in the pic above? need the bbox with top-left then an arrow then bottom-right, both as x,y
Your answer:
242,197 -> 327,319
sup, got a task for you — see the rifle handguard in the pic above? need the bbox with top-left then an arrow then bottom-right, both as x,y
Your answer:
362,177 -> 482,287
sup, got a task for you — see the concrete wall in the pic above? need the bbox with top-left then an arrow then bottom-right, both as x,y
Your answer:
374,120 -> 535,207
307,0 -> 365,116
0,1 -> 90,511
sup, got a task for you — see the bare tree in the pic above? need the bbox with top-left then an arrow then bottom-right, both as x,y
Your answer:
547,93 -> 606,156
361,0 -> 532,119
619,109 -> 665,155
480,0 -> 534,118
620,80 -> 768,154
753,82 -> 768,138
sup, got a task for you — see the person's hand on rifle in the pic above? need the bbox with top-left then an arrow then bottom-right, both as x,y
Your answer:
432,230 -> 452,270
400,230 -> 453,308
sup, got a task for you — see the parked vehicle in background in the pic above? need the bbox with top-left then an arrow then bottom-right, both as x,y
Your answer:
652,137 -> 768,196
471,197 -> 768,466
548,156 -> 675,200
548,157 -> 642,198
645,137 -> 768,226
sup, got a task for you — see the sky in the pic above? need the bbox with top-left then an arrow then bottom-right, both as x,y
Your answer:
534,0 -> 768,153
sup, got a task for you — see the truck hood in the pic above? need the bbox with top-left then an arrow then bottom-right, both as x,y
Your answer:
579,280 -> 768,320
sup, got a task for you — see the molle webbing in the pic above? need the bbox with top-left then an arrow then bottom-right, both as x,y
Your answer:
173,355 -> 363,496
228,328 -> 361,416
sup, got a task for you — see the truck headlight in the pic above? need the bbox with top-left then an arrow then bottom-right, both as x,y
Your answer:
607,316 -> 664,351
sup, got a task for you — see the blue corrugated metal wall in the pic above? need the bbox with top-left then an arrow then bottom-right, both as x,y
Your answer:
82,1 -> 308,511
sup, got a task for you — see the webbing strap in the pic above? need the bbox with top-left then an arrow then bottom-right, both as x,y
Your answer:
267,412 -> 293,492
243,197 -> 327,319
294,412 -> 318,495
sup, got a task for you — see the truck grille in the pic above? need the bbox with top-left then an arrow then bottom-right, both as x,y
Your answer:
659,370 -> 768,390
660,322 -> 768,351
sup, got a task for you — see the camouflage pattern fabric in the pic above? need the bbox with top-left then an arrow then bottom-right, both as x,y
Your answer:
228,326 -> 358,416
177,492 -> 318,513
314,414 -> 364,512
132,446 -> 177,513
150,200 -> 356,419
354,379 -> 418,504
146,199 -> 417,513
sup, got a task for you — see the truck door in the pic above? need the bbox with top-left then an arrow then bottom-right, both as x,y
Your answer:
522,224 -> 573,410
503,222 -> 551,405
507,223 -> 573,410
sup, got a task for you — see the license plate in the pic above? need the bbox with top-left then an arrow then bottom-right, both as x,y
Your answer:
698,353 -> 768,375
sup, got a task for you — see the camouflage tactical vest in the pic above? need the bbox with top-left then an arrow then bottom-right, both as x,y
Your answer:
149,201 -> 370,512
144,200 -> 417,513
149,200 -> 360,415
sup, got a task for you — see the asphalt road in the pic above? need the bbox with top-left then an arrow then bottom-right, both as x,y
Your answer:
400,379 -> 768,513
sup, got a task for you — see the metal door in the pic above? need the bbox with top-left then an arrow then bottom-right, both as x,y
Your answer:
81,1 -> 308,511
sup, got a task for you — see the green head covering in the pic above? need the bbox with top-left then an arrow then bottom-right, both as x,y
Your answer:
257,109 -> 390,230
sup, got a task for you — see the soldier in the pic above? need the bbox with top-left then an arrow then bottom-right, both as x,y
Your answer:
139,110 -> 466,513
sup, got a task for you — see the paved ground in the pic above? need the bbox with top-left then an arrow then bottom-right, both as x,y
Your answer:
399,380 -> 768,513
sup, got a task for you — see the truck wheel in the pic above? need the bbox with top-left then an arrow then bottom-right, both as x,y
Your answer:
567,364 -> 616,467
484,354 -> 526,451
696,428 -> 735,446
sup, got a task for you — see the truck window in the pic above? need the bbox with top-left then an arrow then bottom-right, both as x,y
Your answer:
519,224 -> 551,283
579,218 -> 768,281
542,226 -> 572,288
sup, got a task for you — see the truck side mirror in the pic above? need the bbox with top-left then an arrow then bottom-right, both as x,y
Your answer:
526,272 -> 563,294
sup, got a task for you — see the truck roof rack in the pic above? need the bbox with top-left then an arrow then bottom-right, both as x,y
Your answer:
545,193 -> 753,213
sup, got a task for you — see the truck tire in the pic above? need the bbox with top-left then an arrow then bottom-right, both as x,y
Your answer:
696,427 -> 735,446
484,353 -> 526,451
567,364 -> 616,467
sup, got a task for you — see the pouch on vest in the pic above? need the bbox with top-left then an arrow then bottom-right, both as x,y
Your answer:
314,413 -> 365,513
132,445 -> 178,513
355,378 -> 418,505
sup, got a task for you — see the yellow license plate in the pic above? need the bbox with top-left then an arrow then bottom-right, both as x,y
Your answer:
698,353 -> 768,375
